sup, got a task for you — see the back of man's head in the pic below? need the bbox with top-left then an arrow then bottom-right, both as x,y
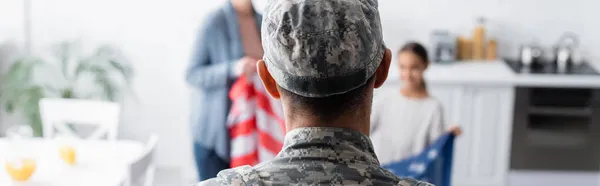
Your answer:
257,0 -> 392,127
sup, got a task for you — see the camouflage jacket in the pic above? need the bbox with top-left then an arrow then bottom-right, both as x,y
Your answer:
197,127 -> 434,186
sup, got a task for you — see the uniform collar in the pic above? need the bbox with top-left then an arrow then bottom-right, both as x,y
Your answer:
278,127 -> 380,165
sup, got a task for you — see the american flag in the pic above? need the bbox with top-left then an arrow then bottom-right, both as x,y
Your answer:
227,75 -> 285,168
382,132 -> 456,186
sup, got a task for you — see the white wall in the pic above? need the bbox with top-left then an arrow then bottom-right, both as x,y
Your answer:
0,0 -> 26,72
379,0 -> 600,78
1,0 -> 599,182
0,1 -> 25,44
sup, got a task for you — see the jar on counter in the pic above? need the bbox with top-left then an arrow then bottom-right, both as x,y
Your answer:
457,36 -> 472,60
471,17 -> 486,60
486,39 -> 497,60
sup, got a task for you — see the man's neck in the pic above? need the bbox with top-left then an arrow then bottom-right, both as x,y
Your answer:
284,108 -> 371,136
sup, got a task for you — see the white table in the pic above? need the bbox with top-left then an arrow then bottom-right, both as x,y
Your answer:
0,138 -> 144,186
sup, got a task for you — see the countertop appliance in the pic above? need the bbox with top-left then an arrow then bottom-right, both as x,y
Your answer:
553,32 -> 580,72
430,30 -> 456,63
519,44 -> 544,66
504,59 -> 599,75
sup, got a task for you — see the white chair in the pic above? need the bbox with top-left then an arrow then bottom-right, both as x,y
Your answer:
123,134 -> 159,186
39,98 -> 121,140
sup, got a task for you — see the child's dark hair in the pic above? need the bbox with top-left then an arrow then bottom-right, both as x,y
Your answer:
398,42 -> 429,90
398,42 -> 429,65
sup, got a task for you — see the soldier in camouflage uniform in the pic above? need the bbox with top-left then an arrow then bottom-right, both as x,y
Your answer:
197,0 -> 434,185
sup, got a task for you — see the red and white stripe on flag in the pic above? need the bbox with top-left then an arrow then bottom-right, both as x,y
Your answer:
227,75 -> 285,168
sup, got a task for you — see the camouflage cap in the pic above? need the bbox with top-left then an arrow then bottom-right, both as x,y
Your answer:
261,0 -> 385,98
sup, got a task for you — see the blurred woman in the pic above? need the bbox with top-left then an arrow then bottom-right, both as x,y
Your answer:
185,0 -> 263,181
370,42 -> 460,165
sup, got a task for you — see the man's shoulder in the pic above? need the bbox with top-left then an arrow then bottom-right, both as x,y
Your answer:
196,165 -> 435,186
396,178 -> 435,186
380,167 -> 435,186
196,165 -> 262,186
196,178 -> 434,186
196,178 -> 221,186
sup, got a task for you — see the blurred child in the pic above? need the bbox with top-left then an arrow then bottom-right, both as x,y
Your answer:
370,42 -> 460,165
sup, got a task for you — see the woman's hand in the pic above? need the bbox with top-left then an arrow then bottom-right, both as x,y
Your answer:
234,56 -> 259,77
449,125 -> 462,136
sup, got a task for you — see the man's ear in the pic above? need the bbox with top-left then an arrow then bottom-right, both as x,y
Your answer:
373,48 -> 392,88
257,60 -> 281,99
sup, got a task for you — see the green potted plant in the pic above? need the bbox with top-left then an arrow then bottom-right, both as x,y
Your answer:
0,41 -> 133,136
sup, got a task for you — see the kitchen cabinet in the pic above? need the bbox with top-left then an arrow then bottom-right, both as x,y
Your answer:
429,84 -> 514,186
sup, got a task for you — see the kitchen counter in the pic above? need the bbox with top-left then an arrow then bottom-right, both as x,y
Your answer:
378,60 -> 600,186
385,60 -> 600,88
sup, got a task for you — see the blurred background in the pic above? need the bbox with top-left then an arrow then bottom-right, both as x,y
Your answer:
0,0 -> 599,186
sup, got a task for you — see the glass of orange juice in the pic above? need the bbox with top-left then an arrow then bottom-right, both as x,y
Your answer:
5,124 -> 36,181
59,144 -> 77,165
56,136 -> 77,165
5,158 -> 36,181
